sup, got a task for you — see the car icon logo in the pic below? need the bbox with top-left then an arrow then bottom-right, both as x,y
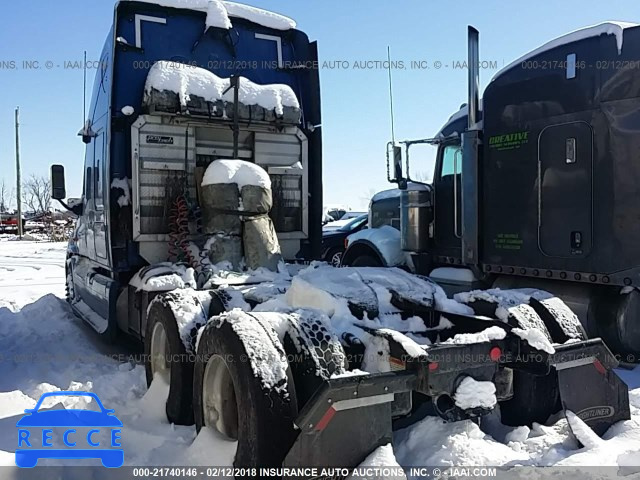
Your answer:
16,391 -> 123,468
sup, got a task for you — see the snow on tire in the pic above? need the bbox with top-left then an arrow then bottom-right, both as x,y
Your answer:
454,288 -> 572,427
279,310 -> 348,406
145,291 -> 210,425
193,311 -> 298,469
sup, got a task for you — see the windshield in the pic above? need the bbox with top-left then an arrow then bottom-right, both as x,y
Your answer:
339,215 -> 367,232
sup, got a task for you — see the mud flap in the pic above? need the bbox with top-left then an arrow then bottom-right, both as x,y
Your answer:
552,340 -> 630,436
283,372 -> 417,473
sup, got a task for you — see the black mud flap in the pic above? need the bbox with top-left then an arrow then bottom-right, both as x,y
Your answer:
552,339 -> 630,437
284,372 -> 416,475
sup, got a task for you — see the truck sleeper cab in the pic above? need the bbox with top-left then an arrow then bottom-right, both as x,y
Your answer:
345,23 -> 640,355
54,0 -> 322,341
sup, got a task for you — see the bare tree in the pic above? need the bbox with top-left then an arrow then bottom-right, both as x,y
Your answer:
0,179 -> 14,213
22,175 -> 51,214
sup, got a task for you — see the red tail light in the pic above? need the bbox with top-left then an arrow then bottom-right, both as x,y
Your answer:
489,347 -> 502,362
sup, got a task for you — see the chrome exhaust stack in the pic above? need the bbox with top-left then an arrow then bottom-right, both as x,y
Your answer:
467,26 -> 480,130
461,26 -> 481,264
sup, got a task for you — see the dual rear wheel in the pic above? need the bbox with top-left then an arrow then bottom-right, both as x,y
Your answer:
145,299 -> 347,468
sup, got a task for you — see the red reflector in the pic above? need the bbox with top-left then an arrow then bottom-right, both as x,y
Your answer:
489,347 -> 502,362
344,238 -> 349,249
593,359 -> 606,375
315,406 -> 336,431
428,362 -> 439,371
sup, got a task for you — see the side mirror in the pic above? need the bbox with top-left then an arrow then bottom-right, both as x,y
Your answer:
78,120 -> 97,144
51,165 -> 66,200
393,146 -> 403,183
386,143 -> 406,184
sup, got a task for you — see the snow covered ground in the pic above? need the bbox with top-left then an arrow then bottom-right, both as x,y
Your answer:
0,239 -> 638,476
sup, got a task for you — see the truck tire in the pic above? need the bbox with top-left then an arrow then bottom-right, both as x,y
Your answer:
145,298 -> 197,425
280,312 -> 348,407
529,297 -> 587,343
193,313 -> 298,470
351,254 -> 382,267
456,289 -> 577,427
499,296 -> 585,427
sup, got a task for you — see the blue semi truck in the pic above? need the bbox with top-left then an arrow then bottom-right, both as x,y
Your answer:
52,0 -> 322,338
51,3 -> 630,472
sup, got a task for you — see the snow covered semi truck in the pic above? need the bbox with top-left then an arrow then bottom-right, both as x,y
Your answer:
343,24 -> 640,358
51,0 -> 322,336
51,3 -> 630,473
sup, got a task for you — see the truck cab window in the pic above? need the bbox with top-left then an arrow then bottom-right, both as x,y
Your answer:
440,145 -> 462,178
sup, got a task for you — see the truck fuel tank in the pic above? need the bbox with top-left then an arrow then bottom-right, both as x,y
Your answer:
400,185 -> 433,253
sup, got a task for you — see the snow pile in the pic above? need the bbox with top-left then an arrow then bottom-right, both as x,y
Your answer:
347,226 -> 405,267
286,276 -> 343,316
565,410 -> 603,450
224,1 -> 296,30
205,0 -> 232,29
201,159 -> 271,189
0,241 -> 66,311
378,328 -> 427,359
443,326 -> 506,345
395,416 -> 530,468
129,263 -> 196,292
145,61 -> 300,115
349,444 -> 407,480
454,377 -> 497,410
361,334 -> 392,373
1,242 -> 640,471
111,177 -> 132,207
455,287 -> 551,306
185,426 -> 237,467
512,327 -> 555,354
140,375 -> 172,422
126,0 -> 296,30
493,21 -> 639,81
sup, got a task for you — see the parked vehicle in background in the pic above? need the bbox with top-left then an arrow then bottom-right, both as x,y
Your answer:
0,213 -> 25,233
322,205 -> 349,224
322,211 -> 367,231
343,24 -> 640,356
341,186 -> 411,267
321,214 -> 367,266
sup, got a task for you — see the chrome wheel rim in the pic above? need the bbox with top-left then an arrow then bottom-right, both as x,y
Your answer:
202,354 -> 238,440
330,251 -> 343,267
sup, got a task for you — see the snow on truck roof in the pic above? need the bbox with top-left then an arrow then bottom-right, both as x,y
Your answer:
435,22 -> 638,137
492,21 -> 638,82
122,0 -> 296,31
145,60 -> 300,114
